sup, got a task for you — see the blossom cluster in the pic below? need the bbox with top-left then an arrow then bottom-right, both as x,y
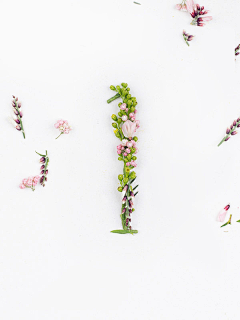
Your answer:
183,30 -> 194,46
108,83 -> 139,234
235,44 -> 240,56
20,176 -> 40,191
54,119 -> 72,139
176,0 -> 212,27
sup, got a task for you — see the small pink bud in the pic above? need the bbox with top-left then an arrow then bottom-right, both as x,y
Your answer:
122,115 -> 128,122
123,152 -> 128,157
117,150 -> 121,155
126,148 -> 131,154
226,128 -> 230,134
231,131 -> 237,135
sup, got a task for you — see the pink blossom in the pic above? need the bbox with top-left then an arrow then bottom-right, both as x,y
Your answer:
121,147 -> 125,150
55,119 -> 72,139
126,148 -> 131,154
22,178 -> 28,185
134,109 -> 137,114
217,204 -> 230,222
19,184 -> 26,189
127,141 -> 133,148
131,116 -> 136,121
125,108 -> 128,112
131,161 -> 137,167
122,120 -> 137,138
122,139 -> 128,146
120,103 -> 126,110
201,16 -> 212,22
126,162 -> 130,166
122,115 -> 128,122
27,178 -> 33,187
129,113 -> 134,118
117,150 -> 121,155
117,145 -> 122,150
123,152 -> 127,157
186,0 -> 195,13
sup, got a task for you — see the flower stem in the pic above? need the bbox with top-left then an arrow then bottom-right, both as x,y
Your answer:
107,93 -> 120,104
55,132 -> 63,139
111,229 -> 138,234
15,99 -> 25,139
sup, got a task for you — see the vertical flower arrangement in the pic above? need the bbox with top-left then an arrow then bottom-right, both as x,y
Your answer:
35,150 -> 49,187
10,96 -> 25,139
107,83 -> 140,234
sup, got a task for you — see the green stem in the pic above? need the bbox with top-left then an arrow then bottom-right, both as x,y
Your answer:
218,121 -> 240,147
55,132 -> 63,139
111,229 -> 138,234
107,93 -> 120,104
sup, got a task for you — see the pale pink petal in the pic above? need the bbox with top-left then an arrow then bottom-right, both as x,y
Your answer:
186,0 -> 194,13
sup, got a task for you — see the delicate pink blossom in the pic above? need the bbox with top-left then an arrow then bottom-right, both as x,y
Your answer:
122,115 -> 128,121
20,175 -> 40,191
127,141 -> 133,148
54,120 -> 72,139
120,103 -> 126,110
217,204 -> 230,222
122,120 -> 137,138
176,3 -> 187,10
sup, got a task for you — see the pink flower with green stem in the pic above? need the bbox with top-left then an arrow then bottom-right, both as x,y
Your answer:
218,118 -> 240,146
35,150 -> 49,187
54,120 -> 71,139
10,96 -> 25,139
108,83 -> 139,235
183,30 -> 194,46
19,175 -> 40,191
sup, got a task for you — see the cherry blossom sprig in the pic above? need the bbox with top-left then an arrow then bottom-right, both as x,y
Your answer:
218,118 -> 240,147
176,0 -> 212,27
11,96 -> 25,139
54,120 -> 72,139
235,44 -> 240,56
19,176 -> 40,191
35,150 -> 49,187
108,83 -> 139,235
183,30 -> 194,46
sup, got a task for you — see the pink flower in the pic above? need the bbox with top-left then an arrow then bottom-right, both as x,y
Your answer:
123,152 -> 127,157
126,162 -> 130,166
117,150 -> 121,155
122,139 -> 128,146
176,3 -> 187,10
122,120 -> 137,138
120,103 -> 126,110
19,184 -> 26,189
201,16 -> 212,22
186,0 -> 195,13
131,116 -> 136,121
127,141 -> 133,148
217,204 -> 230,222
122,115 -> 128,122
22,178 -> 28,185
131,161 -> 137,167
117,145 -> 122,150
129,113 -> 134,118
126,148 -> 131,154
55,119 -> 72,139
27,178 -> 33,187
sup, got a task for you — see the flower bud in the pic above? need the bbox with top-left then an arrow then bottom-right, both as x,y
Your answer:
118,111 -> 123,117
129,171 -> 136,180
118,187 -> 123,192
117,118 -> 122,124
19,111 -> 23,118
118,157 -> 123,161
40,157 -> 45,163
118,174 -> 123,181
231,131 -> 237,135
123,177 -> 128,184
233,120 -> 237,126
111,114 -> 117,121
110,85 -> 116,90
18,102 -> 21,108
132,156 -> 137,160
16,124 -> 21,131
225,137 -> 230,141
121,83 -> 128,88
112,123 -> 117,128
226,128 -> 230,134
133,136 -> 138,142
131,148 -> 136,153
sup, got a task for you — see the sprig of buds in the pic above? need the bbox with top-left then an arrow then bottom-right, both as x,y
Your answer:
35,150 -> 49,187
218,118 -> 240,147
108,83 -> 139,234
11,96 -> 25,139
177,0 -> 212,26
183,30 -> 194,46
235,44 -> 240,56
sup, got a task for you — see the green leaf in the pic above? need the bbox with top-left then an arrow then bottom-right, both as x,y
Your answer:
236,220 -> 240,223
111,229 -> 138,234
220,222 -> 229,228
133,185 -> 138,191
134,191 -> 139,196
35,151 -> 46,157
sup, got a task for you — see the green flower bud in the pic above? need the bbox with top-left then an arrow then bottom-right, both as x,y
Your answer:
118,157 -> 123,161
118,111 -> 123,117
123,99 -> 128,104
131,148 -> 136,153
116,132 -> 121,138
125,167 -> 130,173
112,123 -> 117,128
126,87 -> 130,91
124,158 -> 128,163
118,187 -> 123,192
118,102 -> 122,107
110,85 -> 116,90
133,136 -> 138,142
133,102 -> 137,107
129,171 -> 136,180
127,100 -> 132,106
118,174 -> 123,181
121,83 -> 128,88
127,154 -> 132,161
111,114 -> 117,121
127,94 -> 131,99
132,97 -> 136,101
123,177 -> 128,184
132,156 -> 137,160
130,107 -> 135,113
132,208 -> 135,212
117,118 -> 122,124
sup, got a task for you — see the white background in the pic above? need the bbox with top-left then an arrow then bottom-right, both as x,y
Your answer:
1,0 -> 240,319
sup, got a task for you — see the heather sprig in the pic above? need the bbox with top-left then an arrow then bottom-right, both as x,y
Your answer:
218,118 -> 240,147
108,83 -> 139,234
19,176 -> 40,191
176,0 -> 212,26
183,30 -> 194,46
35,150 -> 49,187
11,95 -> 25,139
235,44 -> 240,56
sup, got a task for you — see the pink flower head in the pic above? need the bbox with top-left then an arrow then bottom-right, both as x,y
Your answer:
126,162 -> 130,166
123,152 -> 127,157
120,103 -> 126,110
217,204 -> 230,222
122,120 -> 137,138
122,115 -> 128,122
176,3 -> 187,10
129,113 -> 134,118
27,178 -> 33,187
117,150 -> 121,155
117,145 -> 122,150
186,0 -> 195,13
22,178 -> 28,185
131,161 -> 137,167
122,139 -> 128,146
126,148 -> 131,154
127,141 -> 133,148
55,120 -> 71,139
19,184 -> 26,189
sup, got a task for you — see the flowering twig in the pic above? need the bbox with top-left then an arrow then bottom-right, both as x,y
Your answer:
176,0 -> 212,26
218,118 -> 240,146
183,30 -> 194,46
11,96 -> 25,139
35,150 -> 49,187
108,83 -> 140,234
221,214 -> 232,228
235,44 -> 240,56
54,120 -> 72,139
